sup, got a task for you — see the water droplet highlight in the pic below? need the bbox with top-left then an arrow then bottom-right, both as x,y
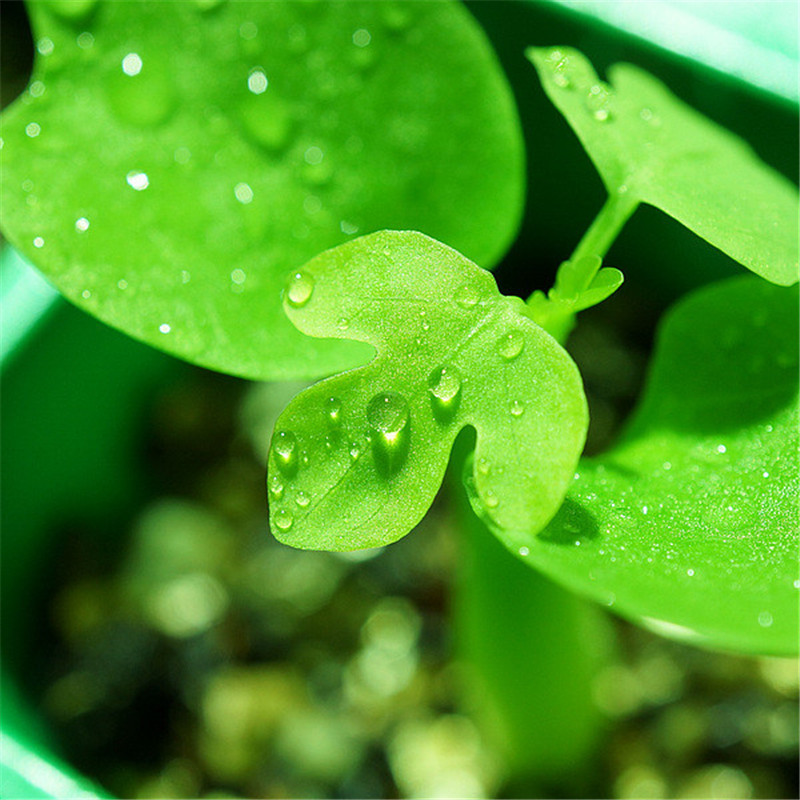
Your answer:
75,216 -> 90,232
274,430 -> 298,475
286,271 -> 314,307
269,475 -> 284,500
274,508 -> 293,532
586,84 -> 611,121
296,490 -> 310,508
497,330 -> 524,360
326,397 -> 341,426
126,170 -> 149,191
454,284 -> 480,309
247,67 -> 268,95
510,399 -> 525,417
367,391 -> 410,475
428,364 -> 462,421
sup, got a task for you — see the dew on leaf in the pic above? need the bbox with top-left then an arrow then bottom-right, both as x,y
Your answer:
757,611 -> 773,628
230,268 -> 246,285
477,458 -> 490,476
274,430 -> 298,474
586,84 -> 611,121
273,508 -> 293,531
81,289 -> 91,299
326,397 -> 341,426
428,364 -> 462,421
126,170 -> 149,191
158,323 -> 171,334
37,37 -> 55,56
234,182 -> 254,204
484,490 -> 499,509
367,391 -> 410,474
75,217 -> 90,232
26,123 -> 41,138
349,443 -> 361,461
497,329 -> 524,360
247,68 -> 268,95
117,279 -> 128,290
286,271 -> 314,307
269,475 -> 284,499
519,546 -> 530,557
510,399 -> 525,417
296,490 -> 310,508
33,236 -> 44,248
340,220 -> 359,235
76,31 -> 94,49
453,283 -> 480,309
337,317 -> 350,330
29,81 -> 46,99
122,52 -> 143,76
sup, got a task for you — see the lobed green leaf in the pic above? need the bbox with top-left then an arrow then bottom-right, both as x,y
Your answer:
472,276 -> 800,655
267,231 -> 588,550
0,0 -> 524,380
529,47 -> 800,286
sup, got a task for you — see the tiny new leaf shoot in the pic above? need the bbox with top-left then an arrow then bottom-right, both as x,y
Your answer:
528,46 -> 800,287
267,231 -> 588,551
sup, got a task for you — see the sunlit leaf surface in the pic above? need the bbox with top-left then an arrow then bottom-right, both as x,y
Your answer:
0,0 -> 524,379
473,276 -> 800,655
529,47 -> 799,286
268,231 -> 587,550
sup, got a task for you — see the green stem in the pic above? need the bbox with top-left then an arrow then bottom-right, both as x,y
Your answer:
526,191 -> 639,345
568,191 -> 638,266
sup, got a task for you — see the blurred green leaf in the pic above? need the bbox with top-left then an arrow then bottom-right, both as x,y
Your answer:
529,46 -> 799,286
268,231 -> 587,550
471,276 -> 800,655
0,0 -> 524,380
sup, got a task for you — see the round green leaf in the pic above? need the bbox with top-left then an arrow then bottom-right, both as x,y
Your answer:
529,47 -> 799,286
473,276 -> 799,655
0,0 -> 524,380
268,231 -> 587,550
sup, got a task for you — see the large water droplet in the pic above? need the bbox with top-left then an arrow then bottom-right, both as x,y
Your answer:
273,508 -> 294,532
273,430 -> 298,475
366,391 -> 410,475
454,284 -> 480,310
428,364 -> 462,422
497,330 -> 524,360
286,271 -> 314,307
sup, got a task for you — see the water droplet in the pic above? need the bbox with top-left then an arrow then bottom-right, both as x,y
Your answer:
126,170 -> 149,191
454,284 -> 480,309
269,475 -> 284,499
497,330 -> 524,360
81,289 -> 91,300
247,67 -> 268,95
230,268 -> 246,285
484,491 -> 499,509
296,490 -> 310,508
181,270 -> 191,284
76,31 -> 94,49
75,217 -> 90,232
326,397 -> 341,427
37,37 -> 55,56
29,81 -> 45,99
286,271 -> 314,307
304,145 -> 324,165
510,400 -> 525,418
117,279 -> 128,290
477,458 -> 490,476
26,122 -> 41,138
33,236 -> 44,248
349,443 -> 361,461
234,182 -> 253,204
586,84 -> 611,121
367,391 -> 410,475
762,471 -> 770,479
274,430 -> 298,475
518,546 -> 530,557
352,28 -> 371,47
428,365 -> 462,421
273,508 -> 293,532
340,220 -> 359,235
686,568 -> 695,577
716,444 -> 727,454
159,323 -> 171,334
757,611 -> 773,628
337,317 -> 350,330
122,52 -> 143,76
545,49 -> 573,89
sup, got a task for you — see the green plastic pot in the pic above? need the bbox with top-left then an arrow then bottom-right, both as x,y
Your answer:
1,2 -> 796,796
